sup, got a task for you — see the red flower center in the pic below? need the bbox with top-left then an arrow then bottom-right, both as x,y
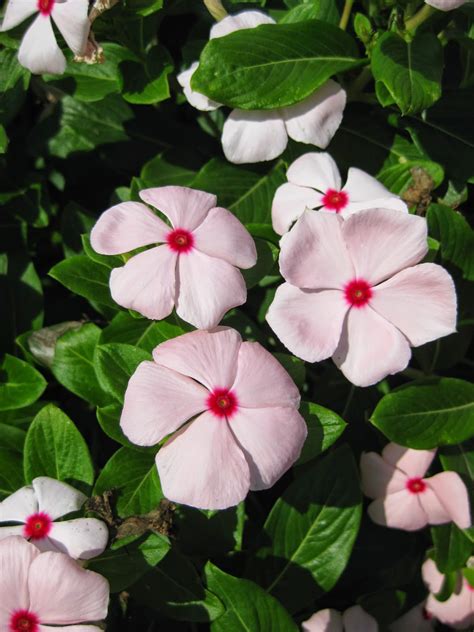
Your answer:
344,279 -> 372,308
207,388 -> 238,419
422,607 -> 433,620
37,0 -> 54,16
321,188 -> 349,212
406,478 -> 426,494
9,611 -> 39,632
466,579 -> 474,592
23,512 -> 52,540
166,228 -> 194,253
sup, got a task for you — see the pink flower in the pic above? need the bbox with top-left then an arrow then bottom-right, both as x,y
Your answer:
120,327 -> 307,510
422,558 -> 474,629
0,0 -> 90,74
425,0 -> 467,9
389,601 -> 435,632
266,208 -> 457,387
178,11 -> 346,164
360,443 -> 471,531
0,477 -> 108,559
90,186 -> 257,329
271,152 -> 408,235
0,535 -> 109,631
302,605 -> 378,631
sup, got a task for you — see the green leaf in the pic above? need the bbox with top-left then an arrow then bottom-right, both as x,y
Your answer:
0,402 -> 47,428
280,0 -> 340,25
0,48 -> 30,125
371,32 -> 443,115
23,404 -> 94,491
371,378 -> 474,449
81,234 -> 123,270
100,312 -> 188,351
124,0 -> 163,16
297,401 -> 347,465
97,403 -> 148,450
0,448 -> 24,498
121,45 -> 173,105
205,563 -> 298,631
427,204 -> 474,280
141,151 -> 197,187
439,440 -> 474,543
241,239 -> 278,288
0,355 -> 46,411
94,343 -> 150,403
431,523 -> 473,574
273,353 -> 306,390
0,124 -> 7,153
49,255 -> 117,309
192,20 -> 361,109
0,423 -> 25,452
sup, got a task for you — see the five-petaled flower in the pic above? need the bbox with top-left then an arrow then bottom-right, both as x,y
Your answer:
360,443 -> 471,531
302,605 -> 378,632
91,186 -> 257,329
266,208 -> 457,387
0,477 -> 108,559
120,327 -> 307,510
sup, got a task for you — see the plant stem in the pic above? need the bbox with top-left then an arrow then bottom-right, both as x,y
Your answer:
347,65 -> 373,101
405,4 -> 436,33
339,0 -> 354,31
203,0 -> 227,21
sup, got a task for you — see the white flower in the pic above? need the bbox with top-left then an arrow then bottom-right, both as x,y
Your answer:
0,477 -> 108,559
0,0 -> 90,75
425,0 -> 467,9
178,11 -> 347,165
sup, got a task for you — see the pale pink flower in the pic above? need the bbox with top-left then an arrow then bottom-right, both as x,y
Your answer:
0,477 -> 108,559
360,443 -> 471,531
0,535 -> 109,631
302,605 -> 378,632
120,327 -> 307,510
178,11 -> 346,164
389,601 -> 435,632
266,208 -> 457,387
271,152 -> 408,235
90,186 -> 257,329
425,0 -> 467,9
422,558 -> 474,629
0,0 -> 89,75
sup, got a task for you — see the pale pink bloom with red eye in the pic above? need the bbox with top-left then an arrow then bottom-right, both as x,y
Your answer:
422,558 -> 474,629
360,443 -> 471,531
302,605 -> 378,632
178,12 -> 346,164
389,601 -> 435,632
0,0 -> 90,75
0,535 -> 109,632
0,477 -> 108,560
272,152 -> 408,235
266,208 -> 457,387
120,327 -> 307,510
90,186 -> 257,329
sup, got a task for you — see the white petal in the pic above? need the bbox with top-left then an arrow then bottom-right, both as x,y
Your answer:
1,0 -> 37,31
271,183 -> 322,236
0,486 -> 37,522
343,167 -> 396,202
177,62 -> 221,112
45,518 -> 108,559
286,151 -> 341,191
222,109 -> 288,164
210,10 -> 275,39
52,0 -> 89,55
33,477 -> 86,520
342,197 -> 408,218
18,15 -> 66,75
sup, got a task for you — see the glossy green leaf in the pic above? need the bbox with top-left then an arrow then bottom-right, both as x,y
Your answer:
0,448 -> 24,498
427,204 -> 474,280
49,255 -> 116,309
0,355 -> 46,411
94,343 -> 150,403
100,312 -> 188,351
431,523 -> 473,574
297,401 -> 347,465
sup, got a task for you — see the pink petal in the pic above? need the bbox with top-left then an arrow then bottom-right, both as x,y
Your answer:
90,202 -> 169,255
283,80 -> 346,149
425,0 -> 467,9
176,250 -> 247,329
51,0 -> 89,55
193,207 -> 257,269
279,210 -> 353,289
302,609 -> 343,632
426,471 -> 471,529
342,605 -> 378,632
341,208 -> 428,285
18,15 -> 66,75
0,485 -> 37,522
382,444 -> 436,478
333,306 -> 411,387
418,487 -> 452,526
0,536 -> 37,625
0,525 -> 25,540
139,186 -> 216,231
29,552 -> 109,624
286,151 -> 341,191
343,167 -> 396,202
121,361 -> 208,446
153,328 -> 241,391
371,263 -> 457,347
359,452 -> 407,499
342,197 -> 408,218
177,62 -> 221,112
44,519 -> 108,560
109,245 -> 177,320
231,341 -> 300,408
271,182 -> 322,236
368,490 -> 428,530
426,582 -> 474,629
222,109 -> 288,164
33,477 -> 86,520
209,10 -> 275,39
266,283 -> 347,362
1,0 -> 37,30
389,602 -> 434,632
422,558 -> 444,594
39,626 -> 103,632
230,407 -> 306,490
156,412 -> 250,510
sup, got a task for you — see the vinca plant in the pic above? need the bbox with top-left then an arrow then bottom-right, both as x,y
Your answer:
0,0 -> 474,630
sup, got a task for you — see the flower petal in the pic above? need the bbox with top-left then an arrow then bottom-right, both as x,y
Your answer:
266,283 -> 347,362
39,626 -> 103,632
0,525 -> 26,541
221,109 -> 288,164
176,250 -> 247,329
418,487 -> 452,526
341,208 -> 428,285
426,582 -> 473,629
283,80 -> 346,149
0,537 -> 38,625
286,151 -> 341,191
425,0 -> 467,9
271,183 -> 322,236
343,167 -> 397,202
426,471 -> 471,529
177,62 -> 221,111
90,202 -> 169,255
121,361 -> 208,446
51,0 -> 89,55
368,490 -> 428,530
302,609 -> 344,632
333,306 -> 411,387
1,0 -> 37,31
44,519 -> 108,560
371,263 -> 457,347
32,477 -> 86,520
156,412 -> 250,510
139,186 -> 216,231
152,328 -> 241,391
382,444 -> 436,479
359,452 -> 407,499
18,15 -> 66,75
209,10 -> 275,38
193,207 -> 257,269
109,245 -> 177,320
342,197 -> 408,218
0,485 -> 37,522
342,606 -> 378,632
422,559 -> 444,594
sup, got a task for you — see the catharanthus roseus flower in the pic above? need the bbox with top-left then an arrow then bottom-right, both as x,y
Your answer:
0,536 -> 109,631
266,208 -> 457,387
0,477 -> 108,559
90,186 -> 257,329
0,0 -> 90,74
178,11 -> 346,164
360,443 -> 471,531
422,558 -> 474,629
302,605 -> 378,631
425,0 -> 467,9
271,152 -> 408,235
120,327 -> 307,510
389,601 -> 435,631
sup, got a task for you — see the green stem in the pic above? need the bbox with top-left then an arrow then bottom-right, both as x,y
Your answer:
203,0 -> 227,21
347,65 -> 373,101
339,0 -> 354,31
405,4 -> 436,33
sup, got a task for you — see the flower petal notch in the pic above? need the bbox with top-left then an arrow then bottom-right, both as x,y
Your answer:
90,186 -> 257,329
120,327 -> 307,510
